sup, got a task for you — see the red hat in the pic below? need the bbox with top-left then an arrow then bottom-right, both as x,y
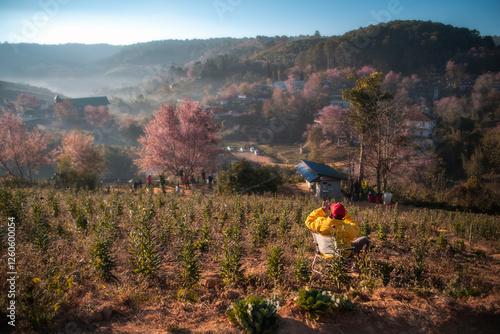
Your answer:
330,203 -> 345,219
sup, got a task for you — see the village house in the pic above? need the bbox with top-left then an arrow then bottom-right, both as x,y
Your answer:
407,110 -> 436,147
54,95 -> 110,117
295,159 -> 348,200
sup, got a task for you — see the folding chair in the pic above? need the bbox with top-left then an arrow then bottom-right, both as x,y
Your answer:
311,232 -> 355,275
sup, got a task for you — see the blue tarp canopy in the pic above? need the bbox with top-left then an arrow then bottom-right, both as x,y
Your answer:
295,159 -> 348,183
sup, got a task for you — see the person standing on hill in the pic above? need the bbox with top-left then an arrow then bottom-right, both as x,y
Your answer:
183,175 -> 190,189
305,201 -> 369,257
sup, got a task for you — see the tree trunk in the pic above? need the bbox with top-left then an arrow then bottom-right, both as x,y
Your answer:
355,140 -> 365,200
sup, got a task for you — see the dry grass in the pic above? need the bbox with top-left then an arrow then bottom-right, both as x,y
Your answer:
0,185 -> 499,333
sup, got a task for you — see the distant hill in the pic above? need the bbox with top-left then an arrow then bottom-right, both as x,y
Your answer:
1,20 -> 499,96
0,80 -> 59,104
0,43 -> 120,78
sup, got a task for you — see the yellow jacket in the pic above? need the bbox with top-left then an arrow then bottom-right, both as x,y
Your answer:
305,208 -> 360,248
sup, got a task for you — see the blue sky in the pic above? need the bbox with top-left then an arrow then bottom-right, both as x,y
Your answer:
1,0 -> 499,45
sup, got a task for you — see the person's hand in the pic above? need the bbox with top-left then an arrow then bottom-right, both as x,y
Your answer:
321,200 -> 330,212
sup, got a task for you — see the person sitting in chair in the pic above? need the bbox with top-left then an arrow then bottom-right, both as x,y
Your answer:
305,201 -> 369,257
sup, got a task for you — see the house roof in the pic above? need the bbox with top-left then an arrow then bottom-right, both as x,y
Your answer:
70,96 -> 110,108
55,95 -> 109,108
295,160 -> 348,182
407,110 -> 435,122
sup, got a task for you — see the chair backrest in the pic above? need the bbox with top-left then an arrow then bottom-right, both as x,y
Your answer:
312,232 -> 338,259
312,232 -> 354,260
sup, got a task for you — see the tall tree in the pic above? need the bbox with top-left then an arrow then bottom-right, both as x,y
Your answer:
135,98 -> 222,177
0,112 -> 52,181
342,72 -> 395,197
57,130 -> 105,189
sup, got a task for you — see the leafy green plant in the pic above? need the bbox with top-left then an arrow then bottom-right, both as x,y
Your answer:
221,240 -> 244,286
376,220 -> 388,242
277,209 -> 290,241
46,190 -> 60,218
31,199 -> 50,252
443,272 -> 480,299
226,296 -> 280,334
324,237 -> 351,290
293,255 -> 311,284
266,245 -> 285,287
178,238 -> 201,298
294,288 -> 356,320
0,188 -> 25,220
377,261 -> 393,286
250,216 -> 270,247
412,236 -> 427,282
90,232 -> 116,281
128,211 -> 161,277
358,250 -> 378,292
294,287 -> 335,320
360,211 -> 371,237
436,231 -> 448,249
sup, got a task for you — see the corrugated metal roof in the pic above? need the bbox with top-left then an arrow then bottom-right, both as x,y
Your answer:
295,159 -> 348,182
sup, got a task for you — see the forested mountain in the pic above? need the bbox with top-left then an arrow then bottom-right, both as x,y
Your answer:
2,20 -> 497,84
258,20 -> 499,76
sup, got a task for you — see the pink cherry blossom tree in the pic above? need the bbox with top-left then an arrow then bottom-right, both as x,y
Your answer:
16,93 -> 41,112
317,105 -> 351,141
135,98 -> 222,177
0,111 -> 53,181
56,130 -> 105,188
84,105 -> 111,127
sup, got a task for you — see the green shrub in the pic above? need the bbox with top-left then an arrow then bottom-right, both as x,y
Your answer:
226,296 -> 280,334
217,159 -> 283,195
294,288 -> 335,320
294,288 -> 356,320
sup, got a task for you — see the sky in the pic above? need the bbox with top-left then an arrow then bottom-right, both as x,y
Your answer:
0,0 -> 499,45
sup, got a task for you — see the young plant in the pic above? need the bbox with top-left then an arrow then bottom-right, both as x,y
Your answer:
128,211 -> 161,277
226,296 -> 280,334
293,255 -> 311,284
46,190 -> 60,218
376,220 -> 388,242
220,238 -> 244,286
377,261 -> 393,286
324,236 -> 351,290
266,245 -> 285,287
250,216 -> 269,247
90,232 -> 116,281
31,200 -> 50,252
412,235 -> 427,282
360,211 -> 371,237
178,237 -> 201,301
436,231 -> 448,249
277,209 -> 290,241
358,250 -> 378,292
